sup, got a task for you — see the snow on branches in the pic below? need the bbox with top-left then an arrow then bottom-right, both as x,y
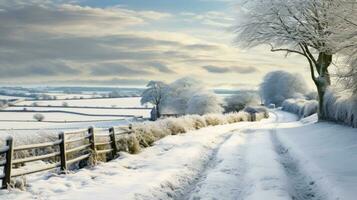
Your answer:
259,71 -> 309,106
234,0 -> 356,119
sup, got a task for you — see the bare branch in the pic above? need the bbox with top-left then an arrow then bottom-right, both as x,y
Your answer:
269,44 -> 305,56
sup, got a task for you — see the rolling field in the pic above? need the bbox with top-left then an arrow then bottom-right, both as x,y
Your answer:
0,96 -> 149,143
16,97 -> 145,107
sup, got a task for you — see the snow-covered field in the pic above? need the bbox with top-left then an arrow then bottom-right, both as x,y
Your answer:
1,110 -> 355,200
16,97 -> 144,107
0,97 -> 149,143
0,111 -> 126,122
4,107 -> 149,117
41,93 -> 101,100
0,95 -> 23,100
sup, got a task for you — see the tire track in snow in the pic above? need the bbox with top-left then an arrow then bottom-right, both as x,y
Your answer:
176,131 -> 236,200
270,129 -> 326,200
175,126 -> 250,200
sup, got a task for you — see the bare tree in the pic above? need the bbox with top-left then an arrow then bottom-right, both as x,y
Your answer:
234,0 -> 357,120
141,81 -> 168,119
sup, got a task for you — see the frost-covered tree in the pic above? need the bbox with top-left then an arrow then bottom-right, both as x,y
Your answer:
161,77 -> 223,115
141,81 -> 168,118
234,0 -> 357,120
224,92 -> 259,112
259,71 -> 309,106
162,77 -> 203,115
187,92 -> 223,115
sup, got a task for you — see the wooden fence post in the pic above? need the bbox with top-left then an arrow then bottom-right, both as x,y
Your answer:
58,132 -> 67,172
109,127 -> 118,159
2,137 -> 13,189
88,127 -> 96,155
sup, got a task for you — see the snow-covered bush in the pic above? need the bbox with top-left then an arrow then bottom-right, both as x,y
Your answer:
323,88 -> 357,128
282,99 -> 318,118
224,92 -> 259,112
260,71 -> 309,106
188,115 -> 207,129
187,92 -> 223,115
225,112 -> 251,123
306,91 -> 318,100
243,106 -> 269,121
33,113 -> 45,122
116,134 -> 140,154
161,77 -> 223,115
204,114 -> 227,126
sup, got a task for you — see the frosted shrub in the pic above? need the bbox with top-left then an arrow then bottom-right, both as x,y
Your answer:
134,124 -> 159,147
229,112 -> 251,123
281,99 -> 318,118
323,88 -> 357,128
164,118 -> 188,135
243,106 -> 269,121
127,135 -> 140,154
188,115 -> 207,129
302,101 -> 318,118
204,114 -> 227,126
116,134 -> 140,154
148,122 -> 170,139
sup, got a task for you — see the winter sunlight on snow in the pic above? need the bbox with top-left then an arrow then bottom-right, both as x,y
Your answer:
0,0 -> 356,200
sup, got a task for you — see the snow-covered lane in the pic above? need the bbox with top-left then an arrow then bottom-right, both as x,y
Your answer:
186,110 -> 297,200
2,110 -> 356,200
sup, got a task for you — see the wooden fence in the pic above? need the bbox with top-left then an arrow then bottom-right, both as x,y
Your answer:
0,124 -> 133,189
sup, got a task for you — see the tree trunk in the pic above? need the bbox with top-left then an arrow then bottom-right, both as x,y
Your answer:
316,82 -> 328,120
315,52 -> 332,121
156,104 -> 161,119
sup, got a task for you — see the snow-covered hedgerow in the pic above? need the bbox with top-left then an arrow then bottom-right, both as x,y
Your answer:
259,71 -> 309,106
281,99 -> 318,118
131,110 -> 268,152
323,88 -> 357,128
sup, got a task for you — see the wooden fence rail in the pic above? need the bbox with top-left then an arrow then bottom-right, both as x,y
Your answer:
0,124 -> 133,189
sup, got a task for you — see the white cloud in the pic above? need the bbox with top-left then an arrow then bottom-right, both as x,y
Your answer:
0,0 -> 310,88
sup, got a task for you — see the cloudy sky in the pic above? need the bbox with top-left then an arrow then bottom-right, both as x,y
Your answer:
0,0 -> 311,89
